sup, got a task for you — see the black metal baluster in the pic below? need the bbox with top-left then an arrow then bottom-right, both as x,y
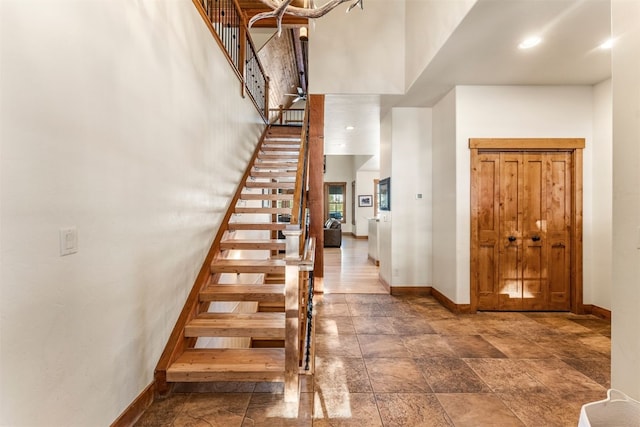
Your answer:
304,271 -> 314,371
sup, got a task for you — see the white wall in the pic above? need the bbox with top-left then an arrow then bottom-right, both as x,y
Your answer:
0,1 -> 263,426
390,108 -> 433,286
433,86 -> 607,308
377,108 -> 432,287
309,0 -> 405,94
404,0 -> 477,90
354,170 -> 378,236
611,0 -> 640,399
323,155 -> 355,234
379,113 -> 393,284
444,86 -> 598,304
591,79 -> 613,310
432,89 -> 458,300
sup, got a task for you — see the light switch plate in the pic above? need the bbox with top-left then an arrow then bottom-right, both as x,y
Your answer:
60,227 -> 78,256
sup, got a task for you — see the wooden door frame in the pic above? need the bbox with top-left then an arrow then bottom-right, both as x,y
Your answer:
469,138 -> 585,313
324,182 -> 347,223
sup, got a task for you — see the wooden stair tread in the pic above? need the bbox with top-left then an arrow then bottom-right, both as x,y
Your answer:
261,149 -> 299,153
227,222 -> 288,231
260,146 -> 301,151
244,182 -> 295,189
167,348 -> 285,382
200,284 -> 285,302
211,259 -> 285,274
264,138 -> 301,143
220,239 -> 286,250
258,152 -> 300,157
256,156 -> 298,161
252,164 -> 298,170
240,193 -> 294,200
197,312 -> 285,320
185,313 -> 285,338
234,207 -> 292,214
257,159 -> 299,162
258,301 -> 285,312
251,171 -> 297,178
212,259 -> 285,266
260,150 -> 299,155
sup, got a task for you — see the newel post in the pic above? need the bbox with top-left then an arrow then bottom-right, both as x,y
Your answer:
282,225 -> 301,403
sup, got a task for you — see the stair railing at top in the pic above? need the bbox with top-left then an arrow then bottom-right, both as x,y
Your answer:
269,106 -> 305,126
193,0 -> 269,122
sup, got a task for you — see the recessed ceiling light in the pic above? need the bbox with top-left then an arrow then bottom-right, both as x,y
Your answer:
519,36 -> 542,49
599,38 -> 614,49
345,125 -> 355,131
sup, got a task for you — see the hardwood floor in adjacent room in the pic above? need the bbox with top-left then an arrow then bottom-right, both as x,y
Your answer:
322,235 -> 387,294
135,235 -> 611,426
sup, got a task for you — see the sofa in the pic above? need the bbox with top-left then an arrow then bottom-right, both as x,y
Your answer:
324,218 -> 342,247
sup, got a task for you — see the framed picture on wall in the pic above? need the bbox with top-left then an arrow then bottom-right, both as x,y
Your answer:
358,195 -> 373,207
379,177 -> 390,211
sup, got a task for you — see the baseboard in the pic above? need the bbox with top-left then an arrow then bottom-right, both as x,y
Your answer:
430,287 -> 473,314
346,232 -> 368,240
390,286 -> 432,296
583,304 -> 611,320
110,382 -> 155,427
367,255 -> 379,266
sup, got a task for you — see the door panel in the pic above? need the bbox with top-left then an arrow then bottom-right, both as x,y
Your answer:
522,154 -> 547,309
473,150 -> 573,311
476,154 -> 500,310
546,153 -> 572,310
498,154 -> 523,310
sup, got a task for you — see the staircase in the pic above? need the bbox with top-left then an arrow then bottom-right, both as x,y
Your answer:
155,125 -> 313,402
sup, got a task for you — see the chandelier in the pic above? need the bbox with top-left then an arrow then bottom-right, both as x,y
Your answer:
250,0 -> 364,34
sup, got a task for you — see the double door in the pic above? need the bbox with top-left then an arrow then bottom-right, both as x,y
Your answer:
473,151 -> 573,311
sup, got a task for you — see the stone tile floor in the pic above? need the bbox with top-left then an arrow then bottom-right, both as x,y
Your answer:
135,293 -> 611,426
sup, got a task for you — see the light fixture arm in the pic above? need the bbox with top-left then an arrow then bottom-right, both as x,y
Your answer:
250,0 -> 364,34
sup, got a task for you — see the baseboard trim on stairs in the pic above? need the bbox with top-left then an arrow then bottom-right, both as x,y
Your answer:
430,287 -> 473,314
583,304 -> 612,320
110,381 -> 155,427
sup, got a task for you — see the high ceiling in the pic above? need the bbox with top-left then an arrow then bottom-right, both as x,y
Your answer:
312,0 -> 612,156
241,1 -> 612,158
392,0 -> 611,109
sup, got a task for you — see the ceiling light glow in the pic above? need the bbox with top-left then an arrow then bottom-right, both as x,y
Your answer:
345,125 -> 355,131
519,36 -> 542,49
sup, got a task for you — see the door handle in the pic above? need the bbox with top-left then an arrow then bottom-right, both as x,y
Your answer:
508,236 -> 516,242
532,235 -> 541,242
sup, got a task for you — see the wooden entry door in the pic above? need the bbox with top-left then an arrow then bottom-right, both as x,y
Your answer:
470,139 -> 584,312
